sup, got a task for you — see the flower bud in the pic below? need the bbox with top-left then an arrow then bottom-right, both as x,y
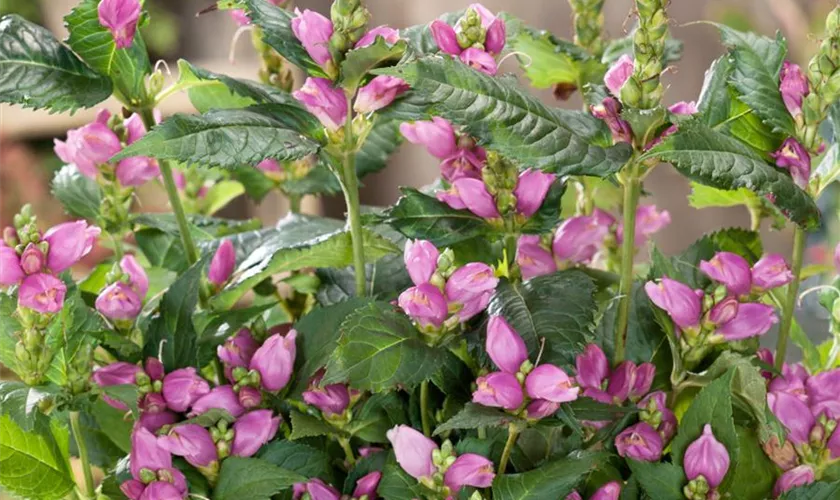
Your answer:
445,262 -> 498,304
751,254 -> 793,291
516,235 -> 557,280
684,424 -> 730,488
707,296 -> 739,326
565,492 -> 583,500
398,284 -> 448,328
460,48 -> 498,76
162,368 -> 210,413
404,240 -> 439,286
767,391 -> 814,445
771,138 -> 811,190
250,330 -> 297,392
591,481 -> 621,500
450,178 -> 499,218
699,252 -> 752,297
97,0 -> 141,48
615,422 -> 663,462
218,328 -> 259,380
444,453 -> 495,492
773,465 -> 815,498
96,282 -> 142,320
291,9 -> 334,68
189,385 -> 246,418
158,424 -> 218,468
604,54 -> 634,96
208,240 -> 235,287
399,118 -> 458,159
590,97 -> 633,144
762,434 -> 798,470
43,220 -> 100,274
632,205 -> 671,244
430,20 -> 461,56
386,425 -> 437,479
486,316 -> 528,374
353,471 -> 381,498
780,61 -> 809,118
19,243 -> 44,275
303,377 -> 351,416
355,25 -> 400,48
605,361 -> 635,403
484,18 -> 506,55
231,409 -> 281,457
629,363 -> 655,401
524,399 -> 560,420
472,372 -> 525,410
0,245 -> 23,286
19,273 -> 67,314
644,278 -> 702,329
117,156 -> 161,187
525,364 -> 580,403
552,213 -> 612,264
716,303 -> 778,340
513,169 -> 556,217
575,344 -> 609,390
294,478 -> 341,500
354,76 -> 409,113
293,78 -> 348,132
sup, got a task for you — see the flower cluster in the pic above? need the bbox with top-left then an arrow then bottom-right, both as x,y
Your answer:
772,62 -> 812,189
95,255 -> 149,322
400,117 -> 487,182
472,316 -> 579,418
430,4 -> 506,75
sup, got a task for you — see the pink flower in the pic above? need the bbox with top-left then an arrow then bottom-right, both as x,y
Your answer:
19,273 -> 67,314
604,54 -> 634,96
552,212 -> 612,264
19,244 -> 45,275
217,328 -> 259,378
430,20 -> 461,55
352,471 -> 381,498
767,391 -> 814,445
138,411 -> 178,433
116,156 -> 160,187
751,254 -> 793,291
250,330 -> 297,392
208,239 -> 236,287
356,25 -> 400,48
472,372 -> 524,410
404,239 -> 439,286
303,373 -> 351,416
771,138 -> 811,189
96,282 -> 142,320
525,364 -> 580,403
354,76 -> 409,113
231,410 -> 281,457
615,422 -> 663,461
644,278 -> 702,329
399,118 -> 458,159
460,48 -> 498,75
293,479 -> 340,500
591,482 -> 622,500
444,262 -> 499,309
92,361 -> 141,410
576,344 -> 609,390
129,426 -> 173,479
162,368 -> 210,413
780,61 -> 809,118
668,101 -> 698,115
707,297 -> 739,326
605,361 -> 636,402
293,78 -> 348,131
444,453 -> 495,492
632,205 -> 671,243
398,284 -> 448,328
486,316 -> 528,373
590,97 -> 633,144
43,220 -> 100,273
516,235 -> 557,280
684,424 -> 730,488
699,252 -> 752,297
514,169 -> 556,217
189,385 -> 245,418
440,147 -> 486,181
450,178 -> 499,218
386,425 -> 437,479
97,0 -> 141,49
630,363 -> 655,401
157,424 -> 218,468
716,303 -> 778,340
290,9 -> 334,67
773,465 -> 815,498
0,245 -> 23,286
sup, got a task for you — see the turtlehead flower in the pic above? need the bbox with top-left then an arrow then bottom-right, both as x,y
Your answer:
767,391 -> 814,445
590,97 -> 633,144
290,9 -> 334,68
400,118 -> 457,159
684,424 -> 730,488
514,169 -> 556,217
96,255 -> 149,320
0,245 -> 23,286
486,316 -> 528,374
157,424 -> 218,468
630,363 -> 655,401
444,262 -> 499,320
231,410 -> 281,457
631,205 -> 671,244
525,399 -> 560,420
355,76 -> 409,113
576,344 -> 609,391
472,372 -> 524,410
516,235 -> 557,280
460,47 -> 498,75
19,273 -> 67,314
669,101 -> 698,115
444,453 -> 495,492
752,254 -> 793,291
293,479 -> 340,500
293,78 -> 348,131
43,220 -> 100,274
780,61 -> 809,118
774,465 -> 815,498
552,211 -> 613,264
217,328 -> 259,379
123,427 -> 188,500
189,385 -> 245,418
250,330 -> 297,392
98,0 -> 141,49
615,422 -> 663,461
398,284 -> 448,328
387,425 -> 437,479
444,178 -> 500,218
117,114 -> 160,187
404,239 -> 439,286
771,138 -> 811,189
162,368 -> 210,413
716,303 -> 778,340
356,25 -> 400,48
644,278 -> 702,329
353,471 -> 382,498
208,240 -> 236,287
699,252 -> 752,296
605,55 -> 634,96
303,372 -> 351,416
525,364 -> 580,403
92,361 -> 142,410
591,482 -> 622,500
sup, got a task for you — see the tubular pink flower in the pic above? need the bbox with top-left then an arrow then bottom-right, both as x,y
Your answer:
162,368 -> 210,413
293,78 -> 348,131
444,453 -> 495,492
644,278 -> 702,329
430,20 -> 461,55
98,0 -> 141,48
399,118 -> 458,159
386,425 -> 437,479
716,303 -> 778,340
516,235 -> 557,280
699,252 -> 752,296
486,315 -> 528,373
290,9 -> 334,67
355,25 -> 400,48
157,424 -> 218,468
513,169 -> 556,217
771,138 -> 811,189
354,76 -> 409,113
615,422 -> 663,461
684,424 -> 730,488
0,245 -> 23,285
231,410 -> 281,457
404,239 -> 439,286
19,273 -> 67,314
751,254 -> 793,291
460,48 -> 498,75
472,372 -> 524,410
398,284 -> 448,327
208,239 -> 236,287
773,465 -> 815,498
780,61 -> 809,118
43,220 -> 100,273
604,54 -> 634,96
525,364 -> 580,403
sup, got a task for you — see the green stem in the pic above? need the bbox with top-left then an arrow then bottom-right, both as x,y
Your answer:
288,194 -> 302,214
339,99 -> 366,296
338,437 -> 356,466
109,232 -> 124,261
70,411 -> 95,499
137,109 -> 199,267
420,380 -> 431,436
498,423 -> 520,474
614,167 -> 642,364
775,226 -> 806,369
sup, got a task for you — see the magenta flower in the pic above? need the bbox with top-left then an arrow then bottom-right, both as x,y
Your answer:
615,422 -> 663,461
43,220 -> 100,274
513,169 -> 556,217
516,235 -> 557,280
354,76 -> 409,113
780,61 -> 809,118
767,362 -> 807,397
129,427 -> 174,482
771,138 -> 811,189
386,425 -> 437,479
158,424 -> 218,468
437,187 -> 467,210
668,101 -> 698,115
706,296 -> 739,326
629,363 -> 655,401
400,118 -> 457,159
773,465 -> 815,498
303,374 -> 351,416
189,385 -> 245,418
290,8 -> 334,68
631,205 -> 671,244
218,328 -> 259,379
0,245 -> 23,285
806,368 -> 840,419
576,344 -> 609,390
54,114 -> 120,178
117,116 -> 161,188
444,262 -> 499,314
96,282 -> 142,320
238,386 -> 262,409
605,361 -> 635,403
767,391 -> 814,445
138,411 -> 178,433
356,25 -> 400,48
208,239 -> 236,287
404,239 -> 439,286
472,372 -> 524,410
97,0 -> 141,49
460,48 -> 498,75
525,364 -> 580,403
92,361 -> 142,410
552,212 -> 612,264
440,147 -> 486,181
19,244 -> 44,275
162,368 -> 210,413
684,424 -> 730,488
486,316 -> 528,374
590,97 -> 633,144
604,54 -> 634,96
145,358 -> 164,381
699,252 -> 752,296
430,20 -> 461,55
644,278 -> 702,329
293,78 -> 348,131
19,273 -> 67,314
716,303 -> 778,340
639,391 -> 677,441
524,399 -> 560,419
122,427 -> 189,500
591,482 -> 622,500
293,479 -> 341,500
353,471 -> 382,498
250,329 -> 297,392
444,453 -> 495,492
398,284 -> 448,328
752,254 -> 793,291
231,410 -> 281,457
448,178 -> 499,218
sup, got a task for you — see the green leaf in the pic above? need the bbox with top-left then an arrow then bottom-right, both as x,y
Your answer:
44,292 -> 104,387
322,302 -> 444,392
563,398 -> 639,422
0,381 -> 57,432
644,121 -> 820,229
507,26 -> 594,89
114,106 -> 322,168
177,409 -> 235,428
212,456 -> 306,500
69,410 -> 126,468
51,165 -> 103,221
383,187 -> 489,247
241,0 -> 328,78
698,56 -> 733,128
349,392 -> 409,443
356,118 -> 403,178
0,14 -> 112,112
627,460 -> 686,500
378,459 -> 427,500
142,256 -> 207,371
90,398 -> 132,453
714,24 -> 794,136
100,385 -> 139,416
340,36 -> 407,91
728,427 -> 777,500
0,292 -> 21,377
379,57 -> 631,176
400,11 -> 463,56
780,481 -> 840,499
288,410 -> 333,440
258,440 -> 336,485
488,271 -> 597,368
434,403 -> 522,435
727,92 -> 783,154
0,415 -> 75,500
203,180 -> 245,215
64,0 -> 150,103
135,228 -> 190,272
491,451 -> 605,499
211,215 -> 398,310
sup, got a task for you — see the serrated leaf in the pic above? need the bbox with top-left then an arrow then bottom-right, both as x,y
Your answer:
645,121 -> 820,229
379,57 -> 631,176
356,118 -> 403,178
0,381 -> 57,432
434,403 -> 522,435
44,292 -> 104,386
51,165 -> 103,221
698,56 -> 733,128
258,440 -> 337,485
0,293 -> 21,377
350,392 -> 409,443
491,451 -> 606,499
378,459 -> 427,500
627,460 -> 685,500
90,398 -> 132,453
114,106 -> 322,168
728,427 -> 777,499
780,481 -> 840,499
322,302 -> 444,392
289,410 -> 333,440
212,456 -> 305,500
69,410 -> 126,469
383,187 -> 489,247
0,14 -> 112,112
0,415 -> 75,500
488,271 -> 597,369
64,0 -> 150,103
507,28 -> 586,89
341,36 -> 407,91
100,385 -> 139,416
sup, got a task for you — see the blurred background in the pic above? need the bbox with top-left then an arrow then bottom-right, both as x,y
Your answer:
0,0 -> 838,342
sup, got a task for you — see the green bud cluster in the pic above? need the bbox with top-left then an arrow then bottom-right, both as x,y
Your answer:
210,419 -> 235,460
11,204 -> 41,252
329,0 -> 370,62
801,7 -> 840,149
65,342 -> 94,395
620,0 -> 669,109
683,476 -> 711,500
481,152 -> 519,217
251,29 -> 295,92
15,326 -> 53,386
568,0 -> 605,55
457,7 -> 486,50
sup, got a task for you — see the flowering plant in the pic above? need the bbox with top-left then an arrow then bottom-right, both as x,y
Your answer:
2,0 -> 840,499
